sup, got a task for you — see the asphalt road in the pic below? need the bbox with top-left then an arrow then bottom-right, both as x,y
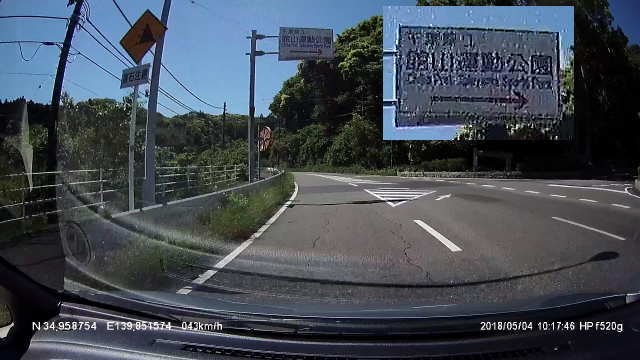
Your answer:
179,173 -> 640,307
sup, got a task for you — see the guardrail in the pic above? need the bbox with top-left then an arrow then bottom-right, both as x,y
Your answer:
0,164 -> 244,225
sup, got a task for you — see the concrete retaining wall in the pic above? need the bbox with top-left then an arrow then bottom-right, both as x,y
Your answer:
110,171 -> 284,234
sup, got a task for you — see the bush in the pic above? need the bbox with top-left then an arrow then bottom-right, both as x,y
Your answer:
419,158 -> 468,172
204,172 -> 294,240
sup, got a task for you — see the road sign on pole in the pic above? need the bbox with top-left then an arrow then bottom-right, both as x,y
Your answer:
120,63 -> 150,89
119,10 -> 167,64
258,126 -> 272,152
278,27 -> 334,61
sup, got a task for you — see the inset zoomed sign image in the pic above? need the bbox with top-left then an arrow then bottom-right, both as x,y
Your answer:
382,6 -> 574,140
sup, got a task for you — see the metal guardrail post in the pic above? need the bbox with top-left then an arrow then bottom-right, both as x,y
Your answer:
99,168 -> 104,205
21,186 -> 26,231
186,166 -> 190,190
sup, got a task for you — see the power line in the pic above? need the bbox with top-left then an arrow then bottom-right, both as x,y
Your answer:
111,0 -> 132,26
0,40 -> 60,45
160,64 -> 223,110
0,72 -> 54,77
110,0 -> 224,111
70,45 -> 121,81
84,18 -> 133,66
78,23 -> 130,67
0,15 -> 68,20
74,18 -> 195,113
17,42 -> 45,61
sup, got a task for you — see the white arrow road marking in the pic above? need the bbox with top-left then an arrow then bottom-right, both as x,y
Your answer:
435,194 -> 451,201
552,217 -> 625,241
414,220 -> 462,252
365,188 -> 435,207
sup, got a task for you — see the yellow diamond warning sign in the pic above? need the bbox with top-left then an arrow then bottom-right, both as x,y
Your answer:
120,10 -> 167,64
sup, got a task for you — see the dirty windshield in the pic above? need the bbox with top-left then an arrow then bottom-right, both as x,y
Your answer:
1,0 -> 640,323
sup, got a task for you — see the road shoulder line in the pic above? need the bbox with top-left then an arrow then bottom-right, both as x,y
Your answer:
177,181 -> 300,295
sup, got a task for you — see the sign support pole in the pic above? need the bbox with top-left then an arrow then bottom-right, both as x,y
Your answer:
248,30 -> 257,183
143,0 -> 172,206
128,84 -> 138,211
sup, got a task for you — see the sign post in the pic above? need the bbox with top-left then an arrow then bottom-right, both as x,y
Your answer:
120,63 -> 150,211
247,27 -> 333,181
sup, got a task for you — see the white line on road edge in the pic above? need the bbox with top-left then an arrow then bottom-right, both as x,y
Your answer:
548,184 -> 626,194
413,220 -> 462,252
525,190 -> 540,194
612,204 -> 631,209
176,181 -> 300,295
551,217 -> 625,241
579,198 -> 598,203
501,187 -> 515,190
481,184 -> 496,188
550,194 -> 567,198
624,187 -> 640,200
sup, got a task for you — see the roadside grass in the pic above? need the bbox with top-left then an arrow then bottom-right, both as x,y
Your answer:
200,172 -> 295,241
66,232 -> 205,292
0,304 -> 10,327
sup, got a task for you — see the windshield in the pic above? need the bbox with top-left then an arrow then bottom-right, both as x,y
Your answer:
1,0 -> 640,325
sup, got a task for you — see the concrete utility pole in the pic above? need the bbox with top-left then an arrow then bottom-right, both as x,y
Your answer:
142,0 -> 172,206
48,0 -> 84,223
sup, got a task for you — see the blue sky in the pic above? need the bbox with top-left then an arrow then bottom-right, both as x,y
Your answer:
0,0 -> 414,117
383,5 -> 574,140
609,0 -> 640,45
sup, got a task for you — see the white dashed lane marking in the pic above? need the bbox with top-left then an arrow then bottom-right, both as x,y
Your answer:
612,204 -> 630,209
481,184 -> 496,188
525,190 -> 540,194
501,187 -> 515,190
579,198 -> 598,203
552,217 -> 625,241
414,220 -> 462,252
550,194 -> 566,198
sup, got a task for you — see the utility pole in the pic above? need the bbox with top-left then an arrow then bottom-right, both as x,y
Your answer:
222,101 -> 226,148
48,0 -> 84,223
142,0 -> 172,206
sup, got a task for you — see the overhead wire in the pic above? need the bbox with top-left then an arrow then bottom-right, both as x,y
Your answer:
110,0 -> 224,111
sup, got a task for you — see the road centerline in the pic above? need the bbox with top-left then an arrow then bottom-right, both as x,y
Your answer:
413,220 -> 462,252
